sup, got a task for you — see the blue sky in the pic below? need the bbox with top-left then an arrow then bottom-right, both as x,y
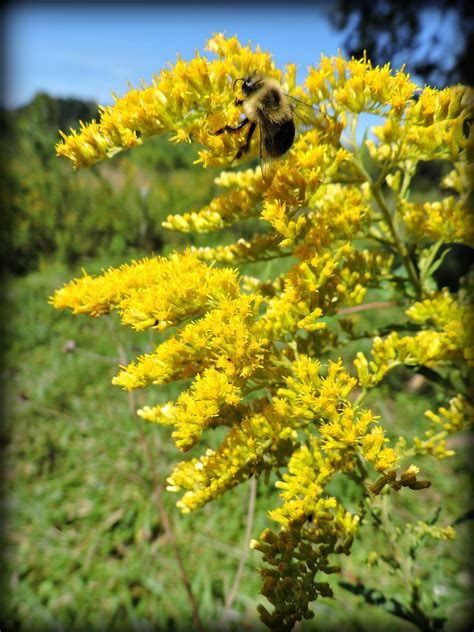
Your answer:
6,4 -> 461,111
5,4 -> 349,108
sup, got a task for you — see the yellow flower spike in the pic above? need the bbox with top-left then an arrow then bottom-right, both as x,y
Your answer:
190,233 -> 281,265
167,404 -> 299,510
51,251 -> 241,330
399,197 -> 474,246
56,34 -> 281,170
354,293 -> 470,389
164,185 -> 263,233
412,394 -> 474,460
169,367 -> 243,451
407,521 -> 456,541
137,402 -> 176,426
50,35 -> 472,630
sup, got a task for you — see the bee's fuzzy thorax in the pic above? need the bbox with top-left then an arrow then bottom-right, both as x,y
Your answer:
243,79 -> 292,125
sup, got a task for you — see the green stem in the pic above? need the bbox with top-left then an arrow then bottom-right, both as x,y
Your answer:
370,185 -> 422,299
349,119 -> 422,299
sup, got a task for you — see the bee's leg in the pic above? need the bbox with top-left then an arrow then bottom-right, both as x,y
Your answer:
213,117 -> 250,136
233,121 -> 257,161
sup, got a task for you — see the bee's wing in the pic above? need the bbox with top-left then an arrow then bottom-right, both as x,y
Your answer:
288,95 -> 329,130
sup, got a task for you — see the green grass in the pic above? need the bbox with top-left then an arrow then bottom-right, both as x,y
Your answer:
3,258 -> 472,631
3,261 -> 270,631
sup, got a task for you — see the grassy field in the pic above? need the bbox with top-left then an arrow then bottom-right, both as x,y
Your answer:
3,255 -> 472,632
4,259 -> 267,630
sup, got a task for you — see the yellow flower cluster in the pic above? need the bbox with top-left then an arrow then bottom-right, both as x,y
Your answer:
305,53 -> 417,115
424,393 -> 473,433
58,33 -> 459,174
355,290 -> 473,388
52,252 -> 393,475
407,290 -> 474,367
367,84 -> 473,164
51,250 -> 240,330
115,294 -> 262,386
273,358 -> 398,474
163,131 -> 352,238
189,233 -> 281,265
157,358 -> 398,513
56,33 -> 286,170
164,168 -> 266,233
179,180 -> 374,272
251,244 -> 393,343
166,404 -> 295,513
406,521 -> 455,541
399,197 -> 474,246
261,182 -> 368,250
412,394 -> 474,459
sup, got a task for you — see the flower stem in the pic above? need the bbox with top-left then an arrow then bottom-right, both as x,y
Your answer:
349,117 -> 422,299
220,476 -> 258,628
370,185 -> 422,299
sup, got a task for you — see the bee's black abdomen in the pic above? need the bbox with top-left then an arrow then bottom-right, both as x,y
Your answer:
264,119 -> 295,158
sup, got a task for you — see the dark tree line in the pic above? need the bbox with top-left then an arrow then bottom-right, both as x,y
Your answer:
330,0 -> 473,87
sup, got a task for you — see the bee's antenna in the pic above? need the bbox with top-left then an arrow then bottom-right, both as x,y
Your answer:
233,77 -> 245,90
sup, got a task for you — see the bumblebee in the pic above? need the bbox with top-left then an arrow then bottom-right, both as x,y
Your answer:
213,74 -> 329,180
213,75 -> 301,168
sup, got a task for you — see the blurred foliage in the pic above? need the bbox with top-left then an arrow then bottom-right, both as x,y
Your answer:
1,92 -> 220,275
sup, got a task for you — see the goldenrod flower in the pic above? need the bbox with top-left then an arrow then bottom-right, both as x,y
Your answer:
51,250 -> 240,329
51,33 -> 473,630
399,197 -> 474,246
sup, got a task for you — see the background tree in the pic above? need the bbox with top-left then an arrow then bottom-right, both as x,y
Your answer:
330,0 -> 474,88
